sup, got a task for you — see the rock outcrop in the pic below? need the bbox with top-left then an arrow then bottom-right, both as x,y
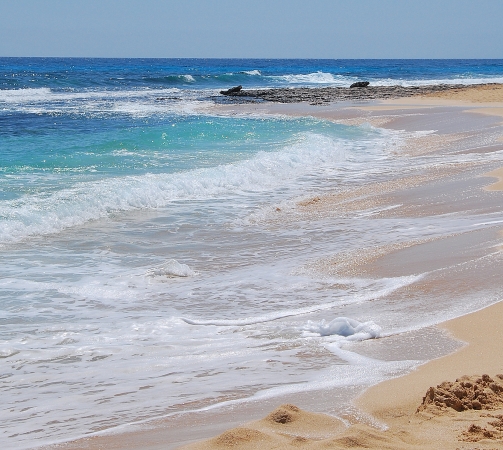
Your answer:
216,83 -> 497,104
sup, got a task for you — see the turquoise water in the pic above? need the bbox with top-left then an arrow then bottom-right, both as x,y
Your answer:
2,59 -> 503,449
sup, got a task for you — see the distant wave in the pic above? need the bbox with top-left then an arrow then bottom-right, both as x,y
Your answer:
270,71 -> 354,85
268,72 -> 503,87
0,87 -> 181,104
143,74 -> 196,84
2,73 -> 502,99
364,76 -> 503,87
240,70 -> 261,76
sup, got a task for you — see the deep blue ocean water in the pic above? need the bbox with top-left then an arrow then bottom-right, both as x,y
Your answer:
3,58 -> 503,91
1,59 -> 503,449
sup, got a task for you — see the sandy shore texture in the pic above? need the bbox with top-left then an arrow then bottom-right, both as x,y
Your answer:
49,84 -> 503,450
177,303 -> 503,450
179,84 -> 503,450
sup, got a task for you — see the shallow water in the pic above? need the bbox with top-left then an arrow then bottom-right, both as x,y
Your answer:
2,59 -> 503,449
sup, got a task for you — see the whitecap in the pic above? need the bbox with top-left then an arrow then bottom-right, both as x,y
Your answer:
243,70 -> 261,76
0,87 -> 53,103
272,72 -> 349,85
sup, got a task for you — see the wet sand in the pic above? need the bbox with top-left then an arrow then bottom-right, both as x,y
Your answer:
49,84 -> 503,450
178,302 -> 503,450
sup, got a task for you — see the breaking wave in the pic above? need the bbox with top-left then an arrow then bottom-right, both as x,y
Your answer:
0,132 -> 356,244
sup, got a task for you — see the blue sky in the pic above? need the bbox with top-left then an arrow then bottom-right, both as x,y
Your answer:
1,0 -> 502,58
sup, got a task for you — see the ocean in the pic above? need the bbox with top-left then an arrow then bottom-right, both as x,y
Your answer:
2,59 -> 503,449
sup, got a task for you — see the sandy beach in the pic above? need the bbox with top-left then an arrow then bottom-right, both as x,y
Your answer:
48,84 -> 503,450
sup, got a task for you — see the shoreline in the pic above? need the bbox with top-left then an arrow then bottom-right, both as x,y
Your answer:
48,84 -> 503,450
178,301 -> 503,450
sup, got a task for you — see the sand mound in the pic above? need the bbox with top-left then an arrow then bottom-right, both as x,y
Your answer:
265,404 -> 300,424
212,427 -> 275,448
181,405 -> 345,449
181,374 -> 503,450
418,374 -> 503,412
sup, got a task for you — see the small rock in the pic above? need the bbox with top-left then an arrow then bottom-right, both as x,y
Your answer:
350,81 -> 370,88
220,85 -> 243,95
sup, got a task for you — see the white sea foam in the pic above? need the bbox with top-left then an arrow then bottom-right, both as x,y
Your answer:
146,259 -> 195,278
304,317 -> 381,340
0,131 -> 372,244
0,86 -> 216,119
0,87 -> 181,105
367,76 -> 503,87
243,70 -> 261,76
0,87 -> 53,102
272,71 -> 350,85
265,73 -> 503,87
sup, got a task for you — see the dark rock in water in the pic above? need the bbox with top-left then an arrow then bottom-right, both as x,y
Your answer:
220,85 -> 243,95
350,81 -> 370,88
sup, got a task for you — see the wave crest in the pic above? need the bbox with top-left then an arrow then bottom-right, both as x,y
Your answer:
0,132 -> 357,244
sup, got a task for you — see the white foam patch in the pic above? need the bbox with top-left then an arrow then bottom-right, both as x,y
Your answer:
243,70 -> 261,76
266,73 -> 503,88
0,87 -> 180,104
370,76 -> 503,87
146,259 -> 195,278
304,317 -> 381,340
0,87 -> 53,102
272,72 -> 349,85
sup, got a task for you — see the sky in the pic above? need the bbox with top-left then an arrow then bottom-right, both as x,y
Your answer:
1,0 -> 503,58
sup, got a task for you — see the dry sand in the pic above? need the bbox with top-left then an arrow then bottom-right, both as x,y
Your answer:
422,83 -> 503,103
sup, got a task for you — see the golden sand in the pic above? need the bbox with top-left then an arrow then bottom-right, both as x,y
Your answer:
421,83 -> 503,103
